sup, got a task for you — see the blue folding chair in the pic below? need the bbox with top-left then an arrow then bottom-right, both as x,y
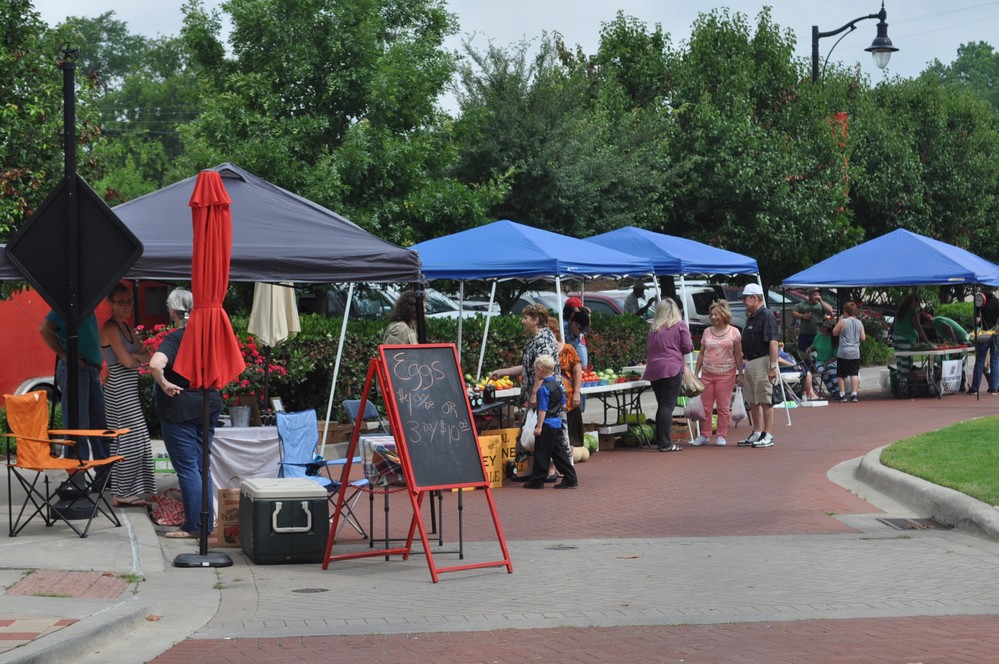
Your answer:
342,399 -> 389,434
276,409 -> 367,539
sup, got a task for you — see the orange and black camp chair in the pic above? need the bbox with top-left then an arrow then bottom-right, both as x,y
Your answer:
4,391 -> 128,538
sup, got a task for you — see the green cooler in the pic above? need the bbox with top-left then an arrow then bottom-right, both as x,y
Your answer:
239,478 -> 330,564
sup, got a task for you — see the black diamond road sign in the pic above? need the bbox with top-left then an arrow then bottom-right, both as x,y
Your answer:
5,175 -> 143,320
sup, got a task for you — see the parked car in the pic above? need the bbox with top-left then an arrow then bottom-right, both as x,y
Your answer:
510,291 -> 626,316
297,284 -> 462,319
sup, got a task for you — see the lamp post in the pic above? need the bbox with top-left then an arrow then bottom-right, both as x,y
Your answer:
811,1 -> 898,82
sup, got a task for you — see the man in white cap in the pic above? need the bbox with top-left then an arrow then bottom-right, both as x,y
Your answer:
738,283 -> 779,448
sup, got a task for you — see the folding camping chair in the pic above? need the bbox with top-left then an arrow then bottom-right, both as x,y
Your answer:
342,399 -> 390,435
275,409 -> 368,539
4,391 -> 127,538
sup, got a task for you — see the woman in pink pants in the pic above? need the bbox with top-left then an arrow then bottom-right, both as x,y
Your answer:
692,301 -> 743,446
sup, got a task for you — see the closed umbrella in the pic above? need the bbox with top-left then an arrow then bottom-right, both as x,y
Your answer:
173,170 -> 246,567
247,282 -> 300,405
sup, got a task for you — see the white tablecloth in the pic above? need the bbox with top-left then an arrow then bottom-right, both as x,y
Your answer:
210,426 -> 281,490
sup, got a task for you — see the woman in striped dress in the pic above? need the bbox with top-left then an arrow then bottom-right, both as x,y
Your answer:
101,284 -> 156,507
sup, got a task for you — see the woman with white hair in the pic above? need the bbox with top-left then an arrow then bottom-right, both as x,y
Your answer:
642,297 -> 693,452
148,288 -> 223,539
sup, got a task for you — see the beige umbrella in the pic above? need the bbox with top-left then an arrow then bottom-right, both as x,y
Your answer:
247,282 -> 300,404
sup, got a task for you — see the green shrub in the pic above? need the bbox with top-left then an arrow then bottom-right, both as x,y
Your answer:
935,301 -> 973,332
137,312 -> 650,427
123,305 -> 641,434
0,408 -> 8,455
860,336 -> 892,366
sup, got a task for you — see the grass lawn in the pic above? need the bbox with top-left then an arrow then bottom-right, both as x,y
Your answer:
881,415 -> 999,506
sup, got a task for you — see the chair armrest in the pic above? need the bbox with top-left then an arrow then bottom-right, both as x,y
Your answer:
2,433 -> 78,446
49,428 -> 130,437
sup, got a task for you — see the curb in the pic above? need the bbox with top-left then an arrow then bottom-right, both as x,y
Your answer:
0,597 -> 152,664
0,510 -> 166,664
856,445 -> 999,540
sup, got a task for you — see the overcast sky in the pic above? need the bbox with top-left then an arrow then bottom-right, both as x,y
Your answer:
33,0 -> 999,84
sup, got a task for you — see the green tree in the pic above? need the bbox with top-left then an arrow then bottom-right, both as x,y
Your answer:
452,35 -> 667,240
850,76 -> 999,261
924,41 -> 999,108
0,0 -> 103,242
660,7 -> 860,286
54,13 -> 201,198
588,11 -> 672,110
176,0 -> 501,246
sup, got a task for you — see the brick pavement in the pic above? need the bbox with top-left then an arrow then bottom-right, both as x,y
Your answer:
152,615 -> 999,664
142,393 -> 999,663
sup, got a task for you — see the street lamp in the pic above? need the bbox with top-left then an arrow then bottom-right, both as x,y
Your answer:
811,2 -> 898,82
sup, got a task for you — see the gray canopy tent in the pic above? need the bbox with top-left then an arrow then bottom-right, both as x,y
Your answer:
2,163 -> 421,282
3,163 -> 422,446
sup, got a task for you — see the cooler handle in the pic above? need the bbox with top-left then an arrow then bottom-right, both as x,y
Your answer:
271,500 -> 313,533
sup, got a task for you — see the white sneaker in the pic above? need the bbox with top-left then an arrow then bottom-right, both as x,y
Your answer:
690,435 -> 709,446
715,436 -> 727,446
738,432 -> 761,446
752,433 -> 775,448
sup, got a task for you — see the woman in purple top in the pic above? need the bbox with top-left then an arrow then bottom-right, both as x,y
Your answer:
643,298 -> 693,452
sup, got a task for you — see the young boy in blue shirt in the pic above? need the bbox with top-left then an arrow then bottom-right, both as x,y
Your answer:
525,355 -> 578,489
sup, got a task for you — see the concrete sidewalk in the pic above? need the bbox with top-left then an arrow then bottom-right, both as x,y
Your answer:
3,366 -> 999,663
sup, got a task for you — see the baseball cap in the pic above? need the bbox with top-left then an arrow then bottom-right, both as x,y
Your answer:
807,287 -> 820,294
742,283 -> 764,297
564,296 -> 583,309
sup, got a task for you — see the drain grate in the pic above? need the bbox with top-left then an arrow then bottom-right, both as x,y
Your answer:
877,517 -> 952,531
292,588 -> 330,593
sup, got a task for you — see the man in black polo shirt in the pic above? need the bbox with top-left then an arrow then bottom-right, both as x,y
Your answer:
738,284 -> 779,448
971,285 -> 999,394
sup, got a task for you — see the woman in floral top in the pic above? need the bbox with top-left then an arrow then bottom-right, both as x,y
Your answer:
692,300 -> 743,447
490,304 -> 563,408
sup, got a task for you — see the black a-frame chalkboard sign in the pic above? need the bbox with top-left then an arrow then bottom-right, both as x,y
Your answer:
322,344 -> 512,582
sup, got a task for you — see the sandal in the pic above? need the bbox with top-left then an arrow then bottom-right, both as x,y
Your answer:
658,443 -> 682,453
113,497 -> 147,508
164,529 -> 195,539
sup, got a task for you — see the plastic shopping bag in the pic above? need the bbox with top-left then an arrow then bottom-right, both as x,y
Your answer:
730,387 -> 747,423
520,409 -> 538,452
683,395 -> 706,421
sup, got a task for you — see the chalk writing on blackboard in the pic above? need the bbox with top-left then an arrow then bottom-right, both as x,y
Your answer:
379,345 -> 486,489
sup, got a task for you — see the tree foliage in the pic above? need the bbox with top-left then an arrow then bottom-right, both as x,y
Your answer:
0,0 -> 104,242
654,8 -> 860,286
54,13 -> 201,200
176,0 -> 502,246
452,30 -> 668,240
924,41 -> 999,108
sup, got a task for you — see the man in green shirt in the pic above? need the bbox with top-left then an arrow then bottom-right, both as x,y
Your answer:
792,288 -> 833,354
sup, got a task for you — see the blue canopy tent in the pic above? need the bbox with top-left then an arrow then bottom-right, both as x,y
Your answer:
585,226 -> 759,277
412,220 -> 655,376
585,225 -> 762,332
782,229 -> 999,288
783,229 -> 999,401
415,220 -> 655,281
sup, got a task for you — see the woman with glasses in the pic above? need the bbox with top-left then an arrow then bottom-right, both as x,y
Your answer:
100,283 -> 155,507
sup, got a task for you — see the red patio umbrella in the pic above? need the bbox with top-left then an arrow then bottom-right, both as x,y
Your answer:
173,170 -> 246,567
